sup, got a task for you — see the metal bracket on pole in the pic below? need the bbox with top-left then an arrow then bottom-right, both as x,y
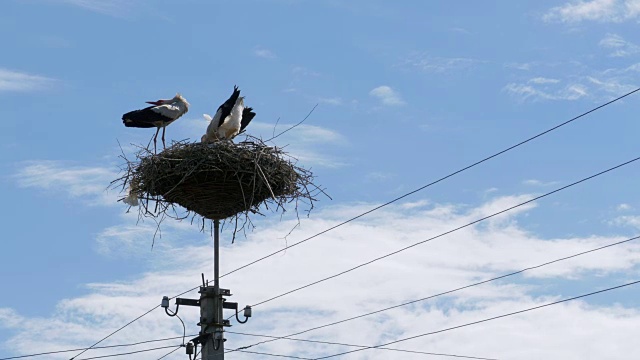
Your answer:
176,298 -> 200,307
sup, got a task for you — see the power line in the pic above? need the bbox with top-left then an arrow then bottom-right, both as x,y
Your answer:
76,344 -> 182,360
227,331 -> 499,360
156,345 -> 182,360
156,346 -> 312,360
65,282 -> 203,360
225,234 -> 640,352
249,156 -> 640,308
314,280 -> 640,359
68,306 -> 160,359
62,87 -> 639,360
219,87 -> 640,280
235,349 -> 315,359
0,335 -> 197,360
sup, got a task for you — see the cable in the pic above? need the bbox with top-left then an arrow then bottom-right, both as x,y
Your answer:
67,305 -> 159,359
235,349 -> 315,359
315,280 -> 640,359
227,331 -> 498,360
219,87 -> 640,280
226,234 -> 640,352
249,156 -> 640,308
76,344 -> 182,360
155,345 -> 182,360
65,283 -> 202,360
0,335 -> 198,360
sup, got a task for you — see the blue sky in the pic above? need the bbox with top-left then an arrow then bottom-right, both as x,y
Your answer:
2,0 -> 640,359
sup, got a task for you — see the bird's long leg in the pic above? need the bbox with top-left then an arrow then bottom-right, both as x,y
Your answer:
162,126 -> 166,150
153,127 -> 161,154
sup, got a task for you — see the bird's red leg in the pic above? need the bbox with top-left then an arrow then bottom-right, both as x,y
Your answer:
153,127 -> 161,154
162,126 -> 166,149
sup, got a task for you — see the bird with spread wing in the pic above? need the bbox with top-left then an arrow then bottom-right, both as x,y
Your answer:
201,86 -> 256,143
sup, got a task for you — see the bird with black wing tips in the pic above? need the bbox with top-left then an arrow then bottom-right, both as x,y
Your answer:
202,86 -> 256,142
122,93 -> 190,152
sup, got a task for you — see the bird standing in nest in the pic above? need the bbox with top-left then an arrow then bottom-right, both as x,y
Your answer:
122,93 -> 190,152
202,86 -> 256,142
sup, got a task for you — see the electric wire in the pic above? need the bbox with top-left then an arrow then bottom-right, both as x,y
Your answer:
219,87 -> 640,280
62,87 -> 639,360
314,280 -> 640,359
0,335 -> 198,360
226,331 -> 499,360
175,314 -> 186,346
76,344 -> 182,360
156,345 -> 313,360
155,345 -> 182,360
249,156 -> 640,308
225,234 -> 640,352
66,276 -> 203,360
68,305 -> 160,359
235,349 -> 315,359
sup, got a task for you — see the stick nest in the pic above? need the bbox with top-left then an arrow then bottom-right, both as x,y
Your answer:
111,137 -> 327,240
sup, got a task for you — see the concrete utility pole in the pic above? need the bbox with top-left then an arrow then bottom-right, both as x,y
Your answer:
163,219 -> 251,360
200,219 -> 225,359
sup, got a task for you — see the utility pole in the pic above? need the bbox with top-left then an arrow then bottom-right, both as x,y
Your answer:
162,219 -> 252,359
200,219 -> 225,359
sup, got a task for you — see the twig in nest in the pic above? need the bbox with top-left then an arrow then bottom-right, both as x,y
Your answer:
265,104 -> 318,142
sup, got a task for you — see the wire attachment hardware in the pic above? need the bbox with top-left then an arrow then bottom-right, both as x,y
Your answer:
161,295 -> 180,317
236,305 -> 252,324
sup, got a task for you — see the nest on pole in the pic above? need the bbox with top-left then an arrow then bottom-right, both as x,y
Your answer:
111,137 -> 327,242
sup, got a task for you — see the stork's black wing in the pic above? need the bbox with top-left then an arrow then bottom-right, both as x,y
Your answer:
216,85 -> 241,128
239,107 -> 256,133
122,106 -> 170,128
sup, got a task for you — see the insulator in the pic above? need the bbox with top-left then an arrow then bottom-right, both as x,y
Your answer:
243,305 -> 252,318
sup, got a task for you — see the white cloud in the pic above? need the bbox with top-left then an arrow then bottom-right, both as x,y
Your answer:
599,33 -> 640,57
254,47 -> 277,59
523,179 -> 560,187
247,122 -> 348,168
450,27 -> 472,35
506,61 -> 640,103
505,62 -> 534,71
617,203 -> 633,211
586,76 -> 637,95
2,196 -> 640,359
0,68 -> 55,92
55,0 -> 131,16
366,171 -> 396,182
400,53 -> 479,73
13,160 -> 119,206
528,77 -> 561,84
610,215 -> 640,229
291,66 -> 320,77
544,0 -> 640,23
317,97 -> 343,106
369,85 -> 406,106
504,81 -> 588,102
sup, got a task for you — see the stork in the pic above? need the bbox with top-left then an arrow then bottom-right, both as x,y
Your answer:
122,93 -> 190,152
201,86 -> 256,143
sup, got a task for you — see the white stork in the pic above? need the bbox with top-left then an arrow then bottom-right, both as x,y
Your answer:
122,93 -> 190,152
201,86 -> 256,142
